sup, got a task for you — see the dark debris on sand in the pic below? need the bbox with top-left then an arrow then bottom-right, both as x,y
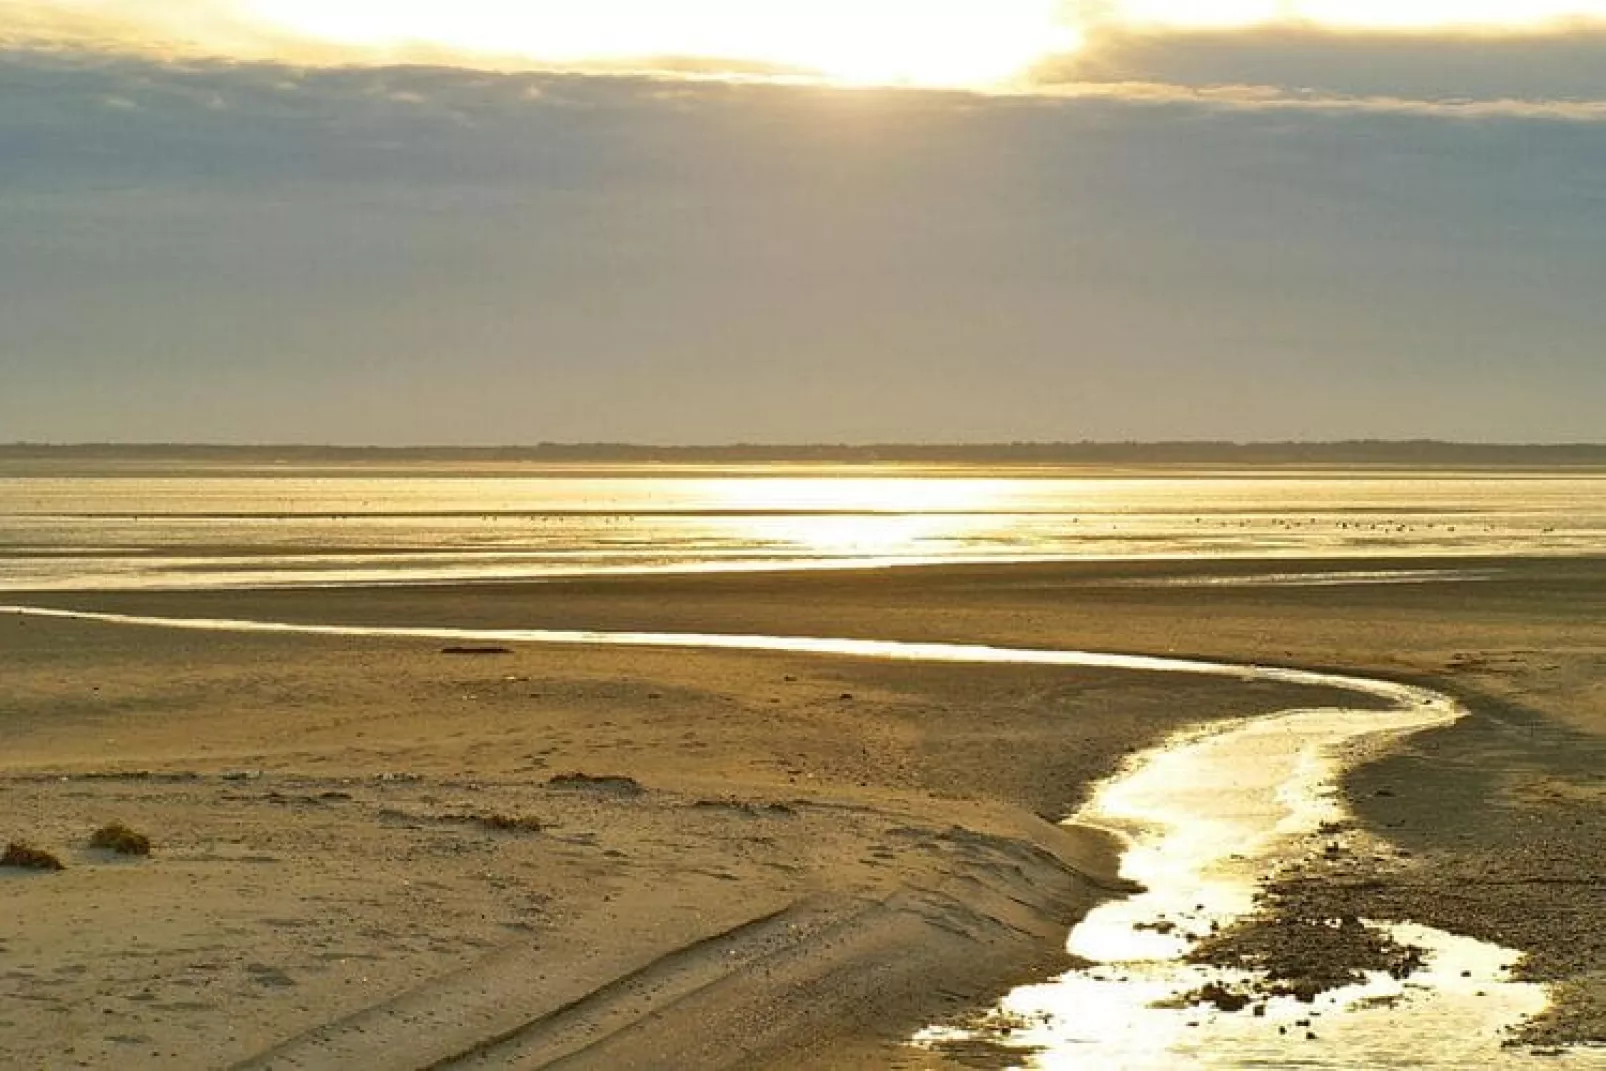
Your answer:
546,772 -> 645,796
1173,672 -> 1606,1050
89,823 -> 153,856
1187,906 -> 1426,1004
2,842 -> 65,871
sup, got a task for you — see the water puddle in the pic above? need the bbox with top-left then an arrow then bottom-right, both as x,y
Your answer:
946,925 -> 1551,1069
4,603 -> 1597,1066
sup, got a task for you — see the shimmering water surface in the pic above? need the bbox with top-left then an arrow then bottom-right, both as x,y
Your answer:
1,462 -> 1603,589
918,706 -> 1578,1069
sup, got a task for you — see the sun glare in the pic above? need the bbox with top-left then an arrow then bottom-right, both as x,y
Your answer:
18,0 -> 1606,88
699,476 -> 1014,514
701,476 -> 1015,560
240,0 -> 1078,87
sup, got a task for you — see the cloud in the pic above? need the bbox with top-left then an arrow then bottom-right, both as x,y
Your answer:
4,1 -> 1606,118
0,0 -> 1052,85
1005,19 -> 1606,119
1048,23 -> 1606,99
4,47 -> 1604,443
1036,81 -> 1606,123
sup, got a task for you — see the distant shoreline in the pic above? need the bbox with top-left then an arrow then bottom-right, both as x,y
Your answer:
5,440 -> 1606,467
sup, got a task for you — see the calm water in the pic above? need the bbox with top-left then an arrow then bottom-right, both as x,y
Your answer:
1,462 -> 1603,590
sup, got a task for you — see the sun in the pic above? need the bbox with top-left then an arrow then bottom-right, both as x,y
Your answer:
740,2 -> 1083,88
240,0 -> 1080,88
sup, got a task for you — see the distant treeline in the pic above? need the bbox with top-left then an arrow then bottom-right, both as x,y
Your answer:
4,441 -> 1606,466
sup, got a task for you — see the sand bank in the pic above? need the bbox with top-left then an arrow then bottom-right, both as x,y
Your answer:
2,556 -> 1602,1066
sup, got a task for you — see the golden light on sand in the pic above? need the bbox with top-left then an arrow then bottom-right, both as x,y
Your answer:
240,0 -> 1080,87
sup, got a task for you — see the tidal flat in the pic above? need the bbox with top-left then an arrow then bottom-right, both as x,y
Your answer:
1,556 -> 1603,1067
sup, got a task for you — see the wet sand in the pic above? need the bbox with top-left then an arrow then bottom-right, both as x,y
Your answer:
2,555 -> 1603,1067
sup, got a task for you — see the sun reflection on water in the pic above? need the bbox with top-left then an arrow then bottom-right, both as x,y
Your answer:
699,476 -> 1018,559
693,475 -> 1019,514
916,703 -> 1561,1069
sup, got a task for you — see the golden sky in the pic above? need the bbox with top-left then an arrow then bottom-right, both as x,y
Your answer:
6,1 -> 1606,443
9,0 -> 1606,88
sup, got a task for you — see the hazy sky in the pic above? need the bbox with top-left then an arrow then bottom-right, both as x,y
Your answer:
3,3 -> 1605,444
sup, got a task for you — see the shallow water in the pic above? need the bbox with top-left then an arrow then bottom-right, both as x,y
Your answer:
3,464 -> 1602,589
970,926 -> 1553,1069
918,706 -> 1584,1068
6,602 -> 1595,1066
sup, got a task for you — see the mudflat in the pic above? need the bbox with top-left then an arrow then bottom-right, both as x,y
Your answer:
2,555 -> 1603,1067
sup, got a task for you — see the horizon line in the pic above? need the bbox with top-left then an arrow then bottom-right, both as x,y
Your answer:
6,439 -> 1606,452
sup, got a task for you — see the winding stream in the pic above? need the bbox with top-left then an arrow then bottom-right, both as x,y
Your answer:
917,705 -> 1565,1068
3,603 -> 1592,1067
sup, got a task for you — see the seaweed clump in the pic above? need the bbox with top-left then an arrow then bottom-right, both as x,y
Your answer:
472,814 -> 546,834
547,773 -> 644,796
2,842 -> 65,871
90,823 -> 152,856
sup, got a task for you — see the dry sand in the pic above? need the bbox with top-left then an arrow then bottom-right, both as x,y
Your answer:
2,555 -> 1603,1067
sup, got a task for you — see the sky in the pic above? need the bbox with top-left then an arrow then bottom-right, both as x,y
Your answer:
2,3 -> 1605,444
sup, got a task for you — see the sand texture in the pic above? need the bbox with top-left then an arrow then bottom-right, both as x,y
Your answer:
2,555 -> 1603,1067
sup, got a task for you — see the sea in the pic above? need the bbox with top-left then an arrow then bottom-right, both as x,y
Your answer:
2,460 -> 1603,591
